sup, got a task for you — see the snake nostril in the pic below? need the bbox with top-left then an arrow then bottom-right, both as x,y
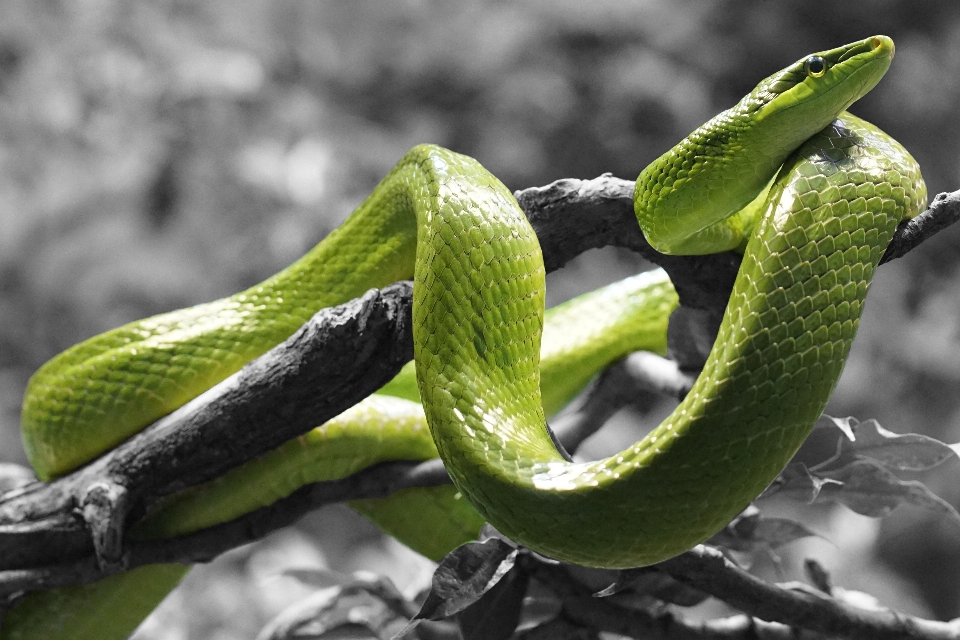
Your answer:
871,36 -> 894,57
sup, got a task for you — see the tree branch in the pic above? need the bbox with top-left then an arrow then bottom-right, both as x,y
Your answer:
0,173 -> 728,586
521,554 -> 819,639
0,348 -> 681,595
880,190 -> 960,264
516,175 -> 744,313
654,546 -> 960,640
0,175 -> 957,620
0,282 -> 415,575
522,549 -> 960,640
0,460 -> 439,595
549,352 -> 693,454
561,596 -> 824,639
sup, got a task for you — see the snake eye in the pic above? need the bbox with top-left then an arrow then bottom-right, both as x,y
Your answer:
804,55 -> 828,78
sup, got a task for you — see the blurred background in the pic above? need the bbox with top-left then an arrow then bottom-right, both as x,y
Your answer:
1,1 -> 959,637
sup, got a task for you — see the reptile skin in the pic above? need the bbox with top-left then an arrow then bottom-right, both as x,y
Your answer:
7,35 -> 925,639
7,272 -> 678,640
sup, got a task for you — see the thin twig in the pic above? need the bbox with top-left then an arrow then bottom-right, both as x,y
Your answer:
562,596 -> 825,639
0,460 -> 435,594
655,546 -> 960,640
880,190 -> 960,264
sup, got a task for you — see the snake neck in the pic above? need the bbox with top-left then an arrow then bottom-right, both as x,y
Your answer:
637,112 -> 924,476
635,37 -> 895,255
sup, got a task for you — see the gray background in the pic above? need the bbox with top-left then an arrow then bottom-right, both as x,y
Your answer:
1,2 -> 959,637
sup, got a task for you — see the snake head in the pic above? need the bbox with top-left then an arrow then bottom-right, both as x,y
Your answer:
634,36 -> 897,255
750,36 -> 895,143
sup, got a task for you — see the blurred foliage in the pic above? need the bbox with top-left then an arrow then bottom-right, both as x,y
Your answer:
1,0 -> 960,637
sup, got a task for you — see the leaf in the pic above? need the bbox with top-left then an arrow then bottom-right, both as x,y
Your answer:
595,568 -> 708,607
0,463 -> 35,494
804,558 -> 832,593
836,419 -> 957,471
283,570 -> 415,620
761,463 -> 840,503
814,415 -> 957,472
593,568 -> 650,598
831,586 -> 886,612
264,571 -> 419,639
731,518 -> 821,551
517,588 -> 562,630
518,616 -> 594,639
708,507 -> 821,554
457,562 -> 530,640
816,414 -> 857,441
707,505 -> 760,551
256,587 -> 394,640
255,587 -> 342,639
283,568 -> 356,590
817,458 -> 960,525
396,538 -> 517,638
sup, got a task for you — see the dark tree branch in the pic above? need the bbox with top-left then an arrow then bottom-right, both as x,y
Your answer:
549,352 -> 694,454
654,546 -> 960,640
0,283 -> 415,574
0,349 -> 678,595
561,596 -> 822,639
521,554 -> 819,639
516,175 -> 743,313
880,190 -> 960,264
0,173 -> 735,586
0,460 -> 440,595
522,549 -> 960,640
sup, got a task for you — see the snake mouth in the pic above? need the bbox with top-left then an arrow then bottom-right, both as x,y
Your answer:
836,35 -> 894,65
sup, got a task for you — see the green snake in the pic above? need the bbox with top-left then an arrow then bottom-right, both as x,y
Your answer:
5,35 -> 926,638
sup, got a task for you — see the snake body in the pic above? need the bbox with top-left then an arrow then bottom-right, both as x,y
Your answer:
439,110 -> 924,567
7,35 -> 925,638
6,272 -> 678,640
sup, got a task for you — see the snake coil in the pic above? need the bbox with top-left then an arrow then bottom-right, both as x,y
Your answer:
7,35 -> 926,639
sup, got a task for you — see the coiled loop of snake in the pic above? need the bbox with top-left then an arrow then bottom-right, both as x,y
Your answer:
417,35 -> 926,567
15,36 -> 925,626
